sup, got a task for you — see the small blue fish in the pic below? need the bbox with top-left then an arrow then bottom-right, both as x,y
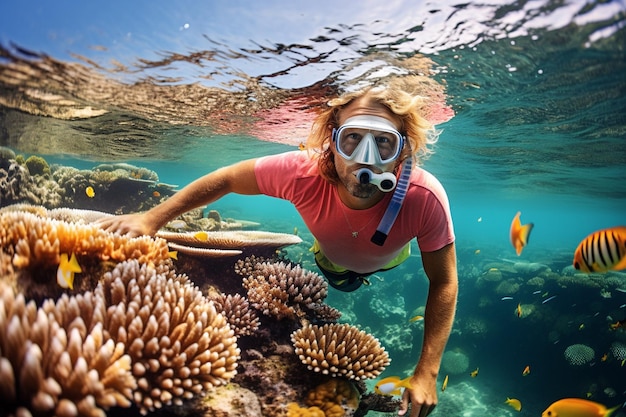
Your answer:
542,295 -> 557,304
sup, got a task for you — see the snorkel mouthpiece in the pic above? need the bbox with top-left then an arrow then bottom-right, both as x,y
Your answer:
354,168 -> 397,192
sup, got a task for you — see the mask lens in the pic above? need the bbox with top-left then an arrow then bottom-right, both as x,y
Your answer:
336,127 -> 402,163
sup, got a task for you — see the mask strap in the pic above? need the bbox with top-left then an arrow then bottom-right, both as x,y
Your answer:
371,157 -> 412,246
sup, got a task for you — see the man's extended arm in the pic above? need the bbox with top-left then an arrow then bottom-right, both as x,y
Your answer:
97,159 -> 260,236
400,242 -> 458,417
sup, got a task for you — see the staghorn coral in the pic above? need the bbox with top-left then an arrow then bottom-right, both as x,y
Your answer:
99,260 -> 240,414
0,208 -> 170,270
210,292 -> 260,337
564,344 -> 595,366
291,323 -> 390,381
0,280 -> 136,417
441,349 -> 470,375
236,257 -> 329,320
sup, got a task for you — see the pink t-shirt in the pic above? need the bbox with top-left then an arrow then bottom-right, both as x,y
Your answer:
255,151 -> 455,273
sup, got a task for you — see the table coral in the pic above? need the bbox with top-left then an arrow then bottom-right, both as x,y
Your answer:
564,343 -> 595,366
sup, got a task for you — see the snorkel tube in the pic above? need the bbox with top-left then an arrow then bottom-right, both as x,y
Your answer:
370,157 -> 412,246
354,168 -> 397,192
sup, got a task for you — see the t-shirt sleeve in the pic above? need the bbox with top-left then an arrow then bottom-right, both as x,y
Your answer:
413,174 -> 455,253
254,151 -> 304,201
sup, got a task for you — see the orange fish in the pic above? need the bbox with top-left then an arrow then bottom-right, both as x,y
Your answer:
505,397 -> 522,412
298,142 -> 306,151
510,211 -> 534,256
573,226 -> 626,273
153,190 -> 161,197
610,319 -> 626,330
522,365 -> 530,376
541,398 -> 620,417
601,354 -> 608,362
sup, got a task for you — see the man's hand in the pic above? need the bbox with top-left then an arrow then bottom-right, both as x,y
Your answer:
398,372 -> 438,417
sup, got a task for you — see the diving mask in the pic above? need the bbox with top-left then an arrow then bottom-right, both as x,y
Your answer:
332,115 -> 404,166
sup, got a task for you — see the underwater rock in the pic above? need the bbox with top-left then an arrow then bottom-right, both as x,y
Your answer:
203,384 -> 263,416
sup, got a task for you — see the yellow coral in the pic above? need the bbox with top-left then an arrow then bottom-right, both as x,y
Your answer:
287,403 -> 326,417
305,379 -> 359,417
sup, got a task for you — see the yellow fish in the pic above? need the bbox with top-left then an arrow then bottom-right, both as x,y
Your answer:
516,303 -> 522,318
194,231 -> 209,241
509,211 -> 533,256
85,186 -> 95,198
441,375 -> 449,392
522,365 -> 530,376
409,315 -> 424,323
374,376 -> 413,396
298,142 -> 306,151
57,253 -> 82,289
542,398 -> 620,417
474,249 -> 481,255
505,397 -> 522,412
168,250 -> 178,260
470,368 -> 479,378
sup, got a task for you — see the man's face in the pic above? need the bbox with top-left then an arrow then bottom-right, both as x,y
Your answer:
332,98 -> 402,199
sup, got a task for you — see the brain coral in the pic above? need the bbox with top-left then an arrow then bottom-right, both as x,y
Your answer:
609,341 -> 626,361
441,350 -> 470,375
291,323 -> 390,380
564,344 -> 595,366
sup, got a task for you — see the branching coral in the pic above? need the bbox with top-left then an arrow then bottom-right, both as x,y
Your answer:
0,280 -> 136,417
291,323 -> 390,380
0,259 -> 241,416
210,292 -> 260,337
564,344 -> 595,366
236,257 -> 330,320
99,260 -> 240,414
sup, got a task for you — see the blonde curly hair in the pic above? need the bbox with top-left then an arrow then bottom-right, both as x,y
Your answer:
306,76 -> 441,183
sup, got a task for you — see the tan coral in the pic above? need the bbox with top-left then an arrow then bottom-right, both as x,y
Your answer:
236,258 -> 329,320
0,280 -> 136,416
291,323 -> 390,380
0,209 -> 170,269
156,230 -> 302,250
166,242 -> 242,258
100,260 -> 240,414
209,292 -> 260,337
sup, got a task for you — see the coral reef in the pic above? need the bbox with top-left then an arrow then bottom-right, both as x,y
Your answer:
236,257 -> 334,321
0,257 -> 241,416
291,323 -> 390,380
441,349 -> 469,375
210,292 -> 260,337
609,341 -> 626,361
564,344 -> 595,366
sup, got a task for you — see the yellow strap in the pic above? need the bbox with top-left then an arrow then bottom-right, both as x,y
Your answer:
310,239 -> 410,274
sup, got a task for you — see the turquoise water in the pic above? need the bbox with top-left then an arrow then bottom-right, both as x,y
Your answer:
1,0 -> 626,416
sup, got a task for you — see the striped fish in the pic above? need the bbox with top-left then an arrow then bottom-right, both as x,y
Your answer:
573,226 -> 626,273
